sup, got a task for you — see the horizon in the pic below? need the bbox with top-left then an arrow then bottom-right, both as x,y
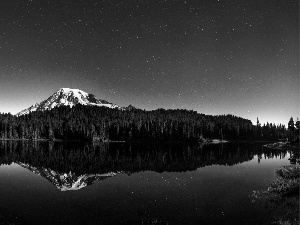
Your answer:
1,86 -> 296,127
0,1 -> 298,128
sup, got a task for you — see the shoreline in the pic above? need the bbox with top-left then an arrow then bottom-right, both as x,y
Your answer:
0,138 -> 280,144
253,141 -> 299,225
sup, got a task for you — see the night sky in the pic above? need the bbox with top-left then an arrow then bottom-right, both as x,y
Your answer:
0,0 -> 298,126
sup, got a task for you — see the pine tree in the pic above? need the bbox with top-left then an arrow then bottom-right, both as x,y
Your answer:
295,117 -> 300,142
288,117 -> 295,142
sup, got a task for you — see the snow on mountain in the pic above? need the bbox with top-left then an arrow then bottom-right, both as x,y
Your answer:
18,162 -> 118,191
16,88 -> 121,116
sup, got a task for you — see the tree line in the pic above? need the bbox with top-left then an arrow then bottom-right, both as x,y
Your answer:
0,105 -> 297,142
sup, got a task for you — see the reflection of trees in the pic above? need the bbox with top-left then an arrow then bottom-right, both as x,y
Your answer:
0,141 -> 288,175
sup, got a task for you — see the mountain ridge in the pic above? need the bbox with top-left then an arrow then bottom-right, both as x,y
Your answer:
16,88 -> 122,116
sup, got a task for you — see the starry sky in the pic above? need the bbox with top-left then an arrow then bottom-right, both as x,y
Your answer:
0,0 -> 298,126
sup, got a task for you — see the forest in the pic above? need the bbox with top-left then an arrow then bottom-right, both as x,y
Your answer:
0,105 -> 297,142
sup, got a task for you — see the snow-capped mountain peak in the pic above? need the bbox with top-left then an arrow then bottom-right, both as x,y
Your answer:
16,88 -> 121,116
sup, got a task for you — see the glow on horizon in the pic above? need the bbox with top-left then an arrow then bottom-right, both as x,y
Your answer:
1,87 -> 297,127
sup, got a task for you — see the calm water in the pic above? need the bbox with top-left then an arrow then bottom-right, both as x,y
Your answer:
0,141 -> 291,225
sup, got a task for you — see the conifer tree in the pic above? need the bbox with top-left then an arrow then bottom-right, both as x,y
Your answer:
288,117 -> 295,142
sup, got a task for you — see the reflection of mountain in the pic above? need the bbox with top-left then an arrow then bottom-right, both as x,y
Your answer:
0,141 -> 289,177
17,162 -> 116,191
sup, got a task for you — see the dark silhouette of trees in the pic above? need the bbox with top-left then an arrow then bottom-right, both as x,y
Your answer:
295,118 -> 300,142
288,117 -> 295,142
0,106 -> 288,142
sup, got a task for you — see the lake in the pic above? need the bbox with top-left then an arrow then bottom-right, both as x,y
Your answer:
0,141 -> 291,225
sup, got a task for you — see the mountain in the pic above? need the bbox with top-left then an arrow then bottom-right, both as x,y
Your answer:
18,162 -> 118,191
16,88 -> 121,116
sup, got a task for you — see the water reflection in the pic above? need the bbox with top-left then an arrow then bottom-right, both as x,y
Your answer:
0,141 -> 289,192
18,162 -> 117,191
